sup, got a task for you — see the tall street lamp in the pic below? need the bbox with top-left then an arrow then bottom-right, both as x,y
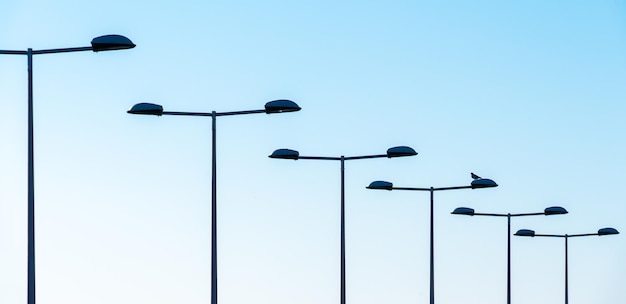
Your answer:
128,100 -> 301,304
269,146 -> 418,304
451,206 -> 568,304
367,173 -> 498,304
1,34 -> 136,304
515,227 -> 619,304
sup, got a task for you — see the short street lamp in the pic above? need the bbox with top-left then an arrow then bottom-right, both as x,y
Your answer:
269,146 -> 417,304
515,227 -> 619,304
1,34 -> 135,304
367,173 -> 498,304
128,100 -> 301,304
451,206 -> 568,304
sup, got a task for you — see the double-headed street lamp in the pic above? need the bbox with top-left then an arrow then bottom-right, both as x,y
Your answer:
1,34 -> 136,304
269,146 -> 418,304
367,173 -> 498,304
515,227 -> 619,304
451,206 -> 568,304
127,100 -> 300,304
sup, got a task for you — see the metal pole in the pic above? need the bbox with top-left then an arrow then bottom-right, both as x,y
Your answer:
429,187 -> 434,304
211,112 -> 217,304
564,236 -> 568,304
507,214 -> 511,304
27,48 -> 36,304
340,157 -> 346,304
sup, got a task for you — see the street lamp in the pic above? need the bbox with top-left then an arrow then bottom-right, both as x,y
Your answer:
128,100 -> 301,304
367,173 -> 498,304
451,206 -> 568,304
515,227 -> 619,304
1,34 -> 135,304
269,146 -> 417,304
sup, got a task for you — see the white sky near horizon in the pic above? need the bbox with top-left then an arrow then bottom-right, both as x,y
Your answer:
1,1 -> 625,304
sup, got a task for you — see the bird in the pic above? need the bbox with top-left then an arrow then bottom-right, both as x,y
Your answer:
471,172 -> 481,180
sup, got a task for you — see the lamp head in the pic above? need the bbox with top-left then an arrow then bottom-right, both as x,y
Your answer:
127,103 -> 164,116
471,178 -> 498,189
515,229 -> 536,237
451,207 -> 475,215
269,149 -> 299,160
386,146 -> 417,158
598,227 -> 619,236
544,206 -> 568,215
367,181 -> 393,190
91,35 -> 136,52
264,100 -> 301,114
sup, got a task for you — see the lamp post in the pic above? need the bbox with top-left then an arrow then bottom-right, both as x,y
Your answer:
515,227 -> 619,304
128,100 -> 301,304
269,146 -> 417,304
1,34 -> 136,304
366,173 -> 498,304
451,206 -> 568,304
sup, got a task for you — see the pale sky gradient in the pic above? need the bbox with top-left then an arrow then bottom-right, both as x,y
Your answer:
1,1 -> 625,304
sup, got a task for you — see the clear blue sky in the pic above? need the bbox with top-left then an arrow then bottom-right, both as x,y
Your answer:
1,1 -> 625,303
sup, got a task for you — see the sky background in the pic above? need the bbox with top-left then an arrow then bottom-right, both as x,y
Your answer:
1,1 -> 625,303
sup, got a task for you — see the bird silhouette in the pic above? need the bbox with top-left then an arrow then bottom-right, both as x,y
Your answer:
471,172 -> 481,180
